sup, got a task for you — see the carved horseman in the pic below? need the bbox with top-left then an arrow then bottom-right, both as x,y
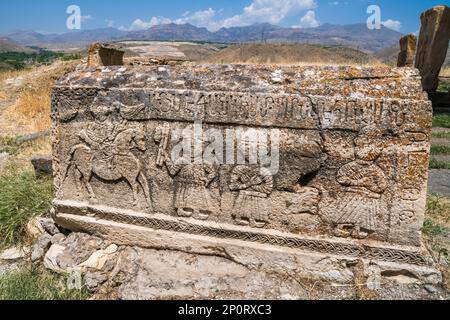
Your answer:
78,100 -> 127,170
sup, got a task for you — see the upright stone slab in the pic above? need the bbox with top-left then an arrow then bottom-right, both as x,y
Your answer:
415,5 -> 450,91
87,43 -> 124,67
51,63 -> 439,285
397,34 -> 417,67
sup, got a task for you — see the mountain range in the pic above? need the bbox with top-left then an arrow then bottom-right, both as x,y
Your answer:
1,22 -> 403,53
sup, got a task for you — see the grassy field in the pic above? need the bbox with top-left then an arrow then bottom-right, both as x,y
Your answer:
0,167 -> 53,249
433,115 -> 450,129
0,266 -> 88,300
0,51 -> 81,72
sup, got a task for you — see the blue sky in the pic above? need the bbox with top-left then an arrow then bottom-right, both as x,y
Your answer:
0,0 -> 449,34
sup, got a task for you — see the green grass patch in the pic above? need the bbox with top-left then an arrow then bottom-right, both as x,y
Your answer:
432,131 -> 450,139
429,158 -> 450,169
0,266 -> 88,300
431,145 -> 450,155
422,218 -> 448,236
0,168 -> 53,249
427,195 -> 450,221
437,82 -> 450,93
433,115 -> 450,128
0,50 -> 81,71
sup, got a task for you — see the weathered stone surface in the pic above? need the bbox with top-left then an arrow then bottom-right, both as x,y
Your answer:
88,43 -> 124,68
415,5 -> 450,91
51,233 -> 66,244
31,155 -> 53,175
51,62 -> 438,295
31,233 -> 52,262
84,271 -> 108,292
37,232 -> 444,299
39,217 -> 60,236
26,216 -> 45,238
79,244 -> 117,271
43,244 -> 66,273
0,247 -> 29,261
397,34 -> 417,67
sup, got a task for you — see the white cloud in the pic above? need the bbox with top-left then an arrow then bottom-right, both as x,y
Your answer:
222,0 -> 317,28
174,8 -> 219,30
122,16 -> 173,31
120,0 -> 317,32
292,10 -> 320,28
382,19 -> 401,31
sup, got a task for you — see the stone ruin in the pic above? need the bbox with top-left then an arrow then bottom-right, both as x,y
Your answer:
49,60 -> 443,296
415,5 -> 450,92
397,34 -> 417,68
87,43 -> 124,68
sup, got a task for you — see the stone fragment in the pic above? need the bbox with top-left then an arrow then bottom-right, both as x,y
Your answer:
43,244 -> 66,273
0,247 -> 30,261
26,217 -> 45,238
88,43 -> 124,68
51,233 -> 66,244
397,34 -> 417,67
84,272 -> 108,292
415,5 -> 450,91
30,155 -> 53,175
31,233 -> 52,262
58,233 -> 105,267
39,218 -> 60,236
79,244 -> 118,271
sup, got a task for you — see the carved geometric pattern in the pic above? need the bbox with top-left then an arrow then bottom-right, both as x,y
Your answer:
54,201 -> 428,266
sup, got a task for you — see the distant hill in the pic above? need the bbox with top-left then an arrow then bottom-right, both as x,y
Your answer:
3,22 -> 403,53
205,43 -> 380,65
0,37 -> 35,53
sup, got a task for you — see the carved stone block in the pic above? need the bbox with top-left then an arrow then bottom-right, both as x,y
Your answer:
51,63 -> 438,282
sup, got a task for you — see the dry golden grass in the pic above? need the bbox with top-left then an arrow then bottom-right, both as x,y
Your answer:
1,61 -> 78,134
11,85 -> 52,132
206,43 -> 386,67
0,69 -> 29,82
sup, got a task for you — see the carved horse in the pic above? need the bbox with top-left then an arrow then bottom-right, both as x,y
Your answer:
61,128 -> 152,209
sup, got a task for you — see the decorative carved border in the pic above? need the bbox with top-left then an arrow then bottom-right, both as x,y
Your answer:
54,201 -> 429,266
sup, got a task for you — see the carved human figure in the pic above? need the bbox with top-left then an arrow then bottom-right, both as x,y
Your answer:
333,126 -> 388,239
60,96 -> 152,210
229,165 -> 274,228
78,102 -> 127,167
162,150 -> 217,221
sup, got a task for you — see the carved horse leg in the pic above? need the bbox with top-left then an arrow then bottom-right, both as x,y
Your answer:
137,171 -> 152,210
83,171 -> 96,202
74,168 -> 83,197
71,146 -> 97,202
128,178 -> 140,207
